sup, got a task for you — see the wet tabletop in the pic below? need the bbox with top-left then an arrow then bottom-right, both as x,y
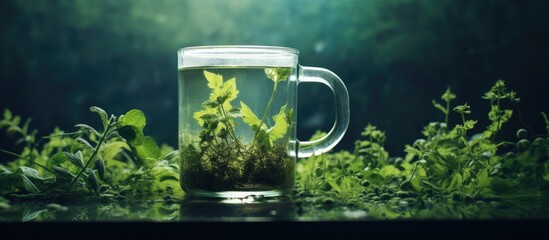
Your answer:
1,195 -> 548,222
2,196 -> 548,239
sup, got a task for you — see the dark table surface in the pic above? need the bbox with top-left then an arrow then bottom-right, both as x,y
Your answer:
1,195 -> 548,239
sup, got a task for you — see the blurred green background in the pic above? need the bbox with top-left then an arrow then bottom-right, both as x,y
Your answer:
1,0 -> 548,155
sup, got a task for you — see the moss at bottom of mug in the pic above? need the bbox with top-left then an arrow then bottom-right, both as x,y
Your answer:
180,141 -> 295,194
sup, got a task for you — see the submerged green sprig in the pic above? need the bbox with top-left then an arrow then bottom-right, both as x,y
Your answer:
181,68 -> 293,192
250,68 -> 291,148
193,68 -> 292,149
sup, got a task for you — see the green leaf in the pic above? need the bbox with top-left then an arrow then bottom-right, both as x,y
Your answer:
267,104 -> 289,144
76,137 -> 94,151
203,100 -> 219,108
222,77 -> 239,102
101,141 -> 129,161
20,174 -> 39,193
449,173 -> 463,189
67,152 -> 84,168
21,118 -> 32,134
90,106 -> 109,129
488,105 -> 500,121
106,130 -> 120,139
477,168 -> 490,188
441,87 -> 456,102
204,70 -> 223,90
11,116 -> 20,125
161,150 -> 179,162
152,160 -> 180,183
379,165 -> 401,179
453,103 -> 471,114
52,166 -> 75,179
75,124 -> 100,136
4,109 -> 12,120
432,100 -> 447,114
404,146 -> 421,156
87,170 -> 99,193
193,107 -> 217,127
118,125 -> 144,145
360,124 -> 386,143
94,156 -> 105,180
503,109 -> 513,122
207,76 -> 239,106
325,173 -> 342,193
464,120 -> 477,130
17,166 -> 43,181
199,113 -> 220,122
410,165 -> 426,191
133,136 -> 161,168
265,68 -> 291,84
22,208 -> 47,222
119,109 -> 146,131
49,152 -> 70,167
240,101 -> 262,130
227,107 -> 241,118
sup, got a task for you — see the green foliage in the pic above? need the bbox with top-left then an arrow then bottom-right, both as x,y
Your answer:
240,101 -> 261,129
295,80 -> 549,216
264,68 -> 291,84
181,68 -> 293,192
482,80 -> 520,139
432,87 -> 456,124
118,109 -> 161,167
0,107 -> 181,200
1,79 -> 548,221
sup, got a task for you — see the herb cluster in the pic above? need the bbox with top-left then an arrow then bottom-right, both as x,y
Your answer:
0,107 -> 181,201
1,80 -> 548,220
180,68 -> 294,192
294,80 -> 549,218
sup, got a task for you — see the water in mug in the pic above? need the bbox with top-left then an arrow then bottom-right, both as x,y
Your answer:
178,66 -> 296,197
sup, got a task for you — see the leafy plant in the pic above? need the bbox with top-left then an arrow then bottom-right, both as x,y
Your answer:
180,68 -> 294,192
1,79 -> 548,221
0,107 -> 181,200
294,80 -> 549,218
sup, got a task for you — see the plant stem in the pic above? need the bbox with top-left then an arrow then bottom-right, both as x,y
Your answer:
66,125 -> 111,192
252,82 -> 278,146
218,104 -> 241,149
492,90 -> 501,141
408,161 -> 420,182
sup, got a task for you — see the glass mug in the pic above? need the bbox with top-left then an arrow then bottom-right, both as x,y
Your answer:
178,46 -> 349,198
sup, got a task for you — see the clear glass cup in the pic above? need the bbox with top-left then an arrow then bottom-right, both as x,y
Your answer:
178,45 -> 349,198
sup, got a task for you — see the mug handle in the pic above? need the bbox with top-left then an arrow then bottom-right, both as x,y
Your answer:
296,66 -> 350,158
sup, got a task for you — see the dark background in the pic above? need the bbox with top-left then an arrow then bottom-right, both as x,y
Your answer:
1,0 -> 548,156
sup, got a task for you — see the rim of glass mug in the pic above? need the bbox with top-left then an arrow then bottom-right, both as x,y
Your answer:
178,45 -> 299,69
